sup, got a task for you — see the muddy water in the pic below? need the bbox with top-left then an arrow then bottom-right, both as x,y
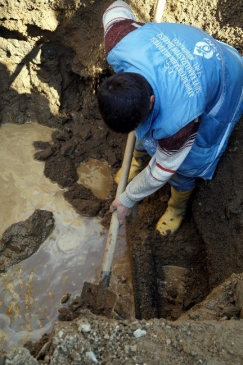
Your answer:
0,123 -> 134,352
77,159 -> 112,200
158,265 -> 188,299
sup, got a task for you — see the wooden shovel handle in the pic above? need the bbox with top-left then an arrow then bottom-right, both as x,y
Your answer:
101,131 -> 136,287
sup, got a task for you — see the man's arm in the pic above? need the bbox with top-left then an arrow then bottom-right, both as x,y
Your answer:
118,118 -> 200,208
103,0 -> 136,33
103,1 -> 144,55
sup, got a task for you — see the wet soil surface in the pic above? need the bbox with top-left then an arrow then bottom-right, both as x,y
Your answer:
1,0 -> 243,363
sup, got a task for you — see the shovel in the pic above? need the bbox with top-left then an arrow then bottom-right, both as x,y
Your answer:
80,131 -> 136,316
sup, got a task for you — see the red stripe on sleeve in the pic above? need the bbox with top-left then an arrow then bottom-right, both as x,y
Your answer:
155,162 -> 176,174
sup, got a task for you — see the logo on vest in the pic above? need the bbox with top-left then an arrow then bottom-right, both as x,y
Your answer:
193,38 -> 221,60
193,42 -> 214,59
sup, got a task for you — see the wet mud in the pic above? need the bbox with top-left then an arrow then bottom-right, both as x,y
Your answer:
0,210 -> 54,273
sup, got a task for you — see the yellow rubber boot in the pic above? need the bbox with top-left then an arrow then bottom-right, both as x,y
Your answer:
115,149 -> 150,184
156,187 -> 194,236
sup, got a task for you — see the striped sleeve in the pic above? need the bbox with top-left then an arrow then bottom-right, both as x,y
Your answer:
119,119 -> 200,208
103,1 -> 137,35
103,1 -> 144,55
151,118 -> 199,181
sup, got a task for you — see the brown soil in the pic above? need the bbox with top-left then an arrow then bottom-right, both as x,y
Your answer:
1,0 -> 243,364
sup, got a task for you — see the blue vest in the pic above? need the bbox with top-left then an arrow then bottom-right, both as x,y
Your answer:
107,23 -> 243,179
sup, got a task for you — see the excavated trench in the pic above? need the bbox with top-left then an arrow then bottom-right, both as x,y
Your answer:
1,0 -> 243,353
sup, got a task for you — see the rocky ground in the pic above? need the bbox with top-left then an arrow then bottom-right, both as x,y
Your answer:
1,0 -> 243,364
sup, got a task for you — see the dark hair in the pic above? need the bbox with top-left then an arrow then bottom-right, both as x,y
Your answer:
97,72 -> 152,133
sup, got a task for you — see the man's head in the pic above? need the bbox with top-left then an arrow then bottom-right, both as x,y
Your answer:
97,72 -> 154,133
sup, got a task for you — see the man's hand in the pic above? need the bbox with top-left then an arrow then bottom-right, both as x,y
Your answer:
110,198 -> 131,224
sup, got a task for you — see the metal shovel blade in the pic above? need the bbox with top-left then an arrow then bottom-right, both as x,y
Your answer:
80,281 -> 117,317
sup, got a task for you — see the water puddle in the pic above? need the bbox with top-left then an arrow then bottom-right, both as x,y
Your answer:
157,265 -> 188,299
77,159 -> 112,200
0,123 -> 134,352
